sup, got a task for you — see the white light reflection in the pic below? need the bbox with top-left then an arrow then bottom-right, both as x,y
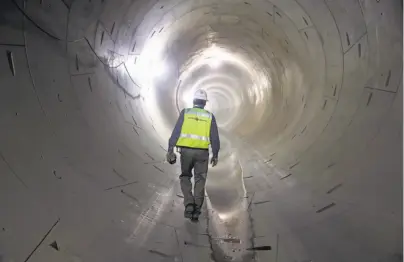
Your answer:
140,87 -> 150,98
217,211 -> 233,221
182,90 -> 194,108
151,61 -> 168,78
127,32 -> 176,142
133,33 -> 169,89
207,57 -> 222,69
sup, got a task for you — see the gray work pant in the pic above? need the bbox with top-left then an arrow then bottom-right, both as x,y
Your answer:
179,147 -> 209,211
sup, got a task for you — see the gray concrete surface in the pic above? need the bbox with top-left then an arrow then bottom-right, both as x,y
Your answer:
0,0 -> 402,261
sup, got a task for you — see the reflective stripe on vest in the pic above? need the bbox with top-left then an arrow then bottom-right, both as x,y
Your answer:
176,108 -> 212,149
180,133 -> 210,142
183,111 -> 212,119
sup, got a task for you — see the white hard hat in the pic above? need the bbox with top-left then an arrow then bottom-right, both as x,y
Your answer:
193,89 -> 208,101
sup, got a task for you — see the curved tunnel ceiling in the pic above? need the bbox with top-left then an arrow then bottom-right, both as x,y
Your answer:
0,0 -> 402,261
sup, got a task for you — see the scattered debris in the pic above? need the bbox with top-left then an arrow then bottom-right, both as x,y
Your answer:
53,170 -> 61,179
148,249 -> 170,258
144,153 -> 154,160
322,99 -> 328,110
302,16 -> 309,25
367,92 -> 373,106
49,241 -> 59,251
346,32 -> 350,46
75,54 -> 79,71
327,162 -> 336,168
120,190 -> 141,206
88,77 -> 92,92
247,245 -> 271,251
153,165 -> 164,173
289,161 -> 300,169
133,127 -> 139,136
184,241 -> 210,248
316,202 -> 336,213
253,200 -> 271,205
104,181 -> 138,191
112,168 -> 126,181
280,173 -> 292,180
385,70 -> 391,87
326,183 -> 343,194
6,50 -> 16,76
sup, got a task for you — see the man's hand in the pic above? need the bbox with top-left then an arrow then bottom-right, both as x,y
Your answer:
210,157 -> 218,167
166,151 -> 177,165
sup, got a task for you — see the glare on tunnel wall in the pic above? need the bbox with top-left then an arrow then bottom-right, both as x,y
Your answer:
152,60 -> 168,78
182,90 -> 194,108
140,87 -> 150,98
207,57 -> 222,69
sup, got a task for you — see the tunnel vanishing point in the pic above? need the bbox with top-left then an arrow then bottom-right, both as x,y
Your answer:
0,0 -> 402,262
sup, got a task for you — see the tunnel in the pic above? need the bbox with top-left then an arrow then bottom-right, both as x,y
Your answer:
0,0 -> 402,261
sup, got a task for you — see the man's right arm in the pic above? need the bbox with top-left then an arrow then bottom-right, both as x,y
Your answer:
168,110 -> 185,153
210,114 -> 220,158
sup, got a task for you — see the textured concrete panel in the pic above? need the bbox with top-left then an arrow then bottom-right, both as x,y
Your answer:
325,0 -> 367,53
360,0 -> 402,93
67,0 -> 104,41
25,0 -> 68,40
270,0 -> 313,30
0,0 -> 24,45
0,157 -> 59,262
68,40 -> 97,75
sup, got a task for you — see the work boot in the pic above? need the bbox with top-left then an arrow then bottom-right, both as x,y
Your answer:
184,204 -> 195,219
191,207 -> 201,221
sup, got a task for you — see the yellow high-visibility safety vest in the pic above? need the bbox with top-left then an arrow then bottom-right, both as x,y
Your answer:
176,108 -> 212,149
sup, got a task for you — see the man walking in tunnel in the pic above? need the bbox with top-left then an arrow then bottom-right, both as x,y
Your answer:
166,89 -> 220,221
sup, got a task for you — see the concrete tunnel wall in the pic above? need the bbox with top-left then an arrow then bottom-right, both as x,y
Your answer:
0,0 -> 402,262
